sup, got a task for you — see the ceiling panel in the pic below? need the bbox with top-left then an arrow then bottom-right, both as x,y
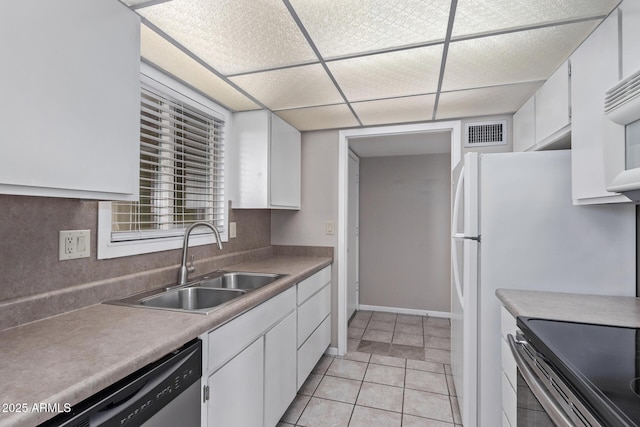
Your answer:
328,45 -> 443,102
140,25 -> 259,112
230,64 -> 344,110
137,0 -> 317,75
443,21 -> 598,92
453,0 -> 619,37
352,95 -> 436,126
289,0 -> 450,59
275,104 -> 359,131
436,82 -> 542,119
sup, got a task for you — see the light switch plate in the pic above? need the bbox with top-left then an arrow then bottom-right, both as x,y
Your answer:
229,222 -> 237,239
59,230 -> 91,260
325,221 -> 335,235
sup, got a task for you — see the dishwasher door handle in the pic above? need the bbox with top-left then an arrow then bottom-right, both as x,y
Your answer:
507,334 -> 574,427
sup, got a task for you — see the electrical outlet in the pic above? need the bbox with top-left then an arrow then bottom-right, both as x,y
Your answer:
59,230 -> 91,261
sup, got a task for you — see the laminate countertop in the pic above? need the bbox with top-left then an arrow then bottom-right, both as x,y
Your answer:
496,288 -> 640,328
0,255 -> 332,427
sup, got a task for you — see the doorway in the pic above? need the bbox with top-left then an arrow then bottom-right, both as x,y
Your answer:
337,121 -> 462,355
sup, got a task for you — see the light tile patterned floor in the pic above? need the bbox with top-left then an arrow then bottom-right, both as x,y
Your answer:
279,311 -> 461,427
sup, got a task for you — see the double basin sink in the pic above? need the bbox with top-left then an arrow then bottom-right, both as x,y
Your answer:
108,271 -> 284,314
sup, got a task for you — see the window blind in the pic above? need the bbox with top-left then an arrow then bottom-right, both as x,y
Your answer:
111,83 -> 225,242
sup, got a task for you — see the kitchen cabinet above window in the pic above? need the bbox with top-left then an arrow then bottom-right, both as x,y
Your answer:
233,111 -> 301,210
0,0 -> 140,201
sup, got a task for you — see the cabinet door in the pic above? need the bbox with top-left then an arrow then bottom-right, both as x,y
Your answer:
0,0 -> 140,200
535,60 -> 570,144
571,13 -> 627,204
264,311 -> 297,427
208,337 -> 264,427
621,2 -> 640,78
270,114 -> 301,209
513,97 -> 536,152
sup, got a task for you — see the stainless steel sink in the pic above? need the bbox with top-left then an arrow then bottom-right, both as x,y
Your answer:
140,287 -> 245,311
105,270 -> 285,314
194,272 -> 282,291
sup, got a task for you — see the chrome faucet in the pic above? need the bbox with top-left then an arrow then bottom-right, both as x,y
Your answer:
177,221 -> 223,286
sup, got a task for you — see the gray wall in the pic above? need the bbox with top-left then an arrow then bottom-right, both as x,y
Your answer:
272,130 -> 340,345
359,153 -> 451,313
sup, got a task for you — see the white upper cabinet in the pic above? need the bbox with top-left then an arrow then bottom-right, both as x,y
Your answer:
233,110 -> 301,209
570,11 -> 629,205
621,0 -> 640,79
535,60 -> 571,145
513,97 -> 536,152
512,61 -> 570,153
0,0 -> 141,201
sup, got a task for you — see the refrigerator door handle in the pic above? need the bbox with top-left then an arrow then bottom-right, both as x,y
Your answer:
452,167 -> 465,307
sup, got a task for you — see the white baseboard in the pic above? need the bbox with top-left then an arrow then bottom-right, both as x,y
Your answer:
358,304 -> 451,319
324,346 -> 338,356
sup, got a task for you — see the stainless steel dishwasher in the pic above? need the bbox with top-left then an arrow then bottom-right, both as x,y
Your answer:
41,339 -> 202,427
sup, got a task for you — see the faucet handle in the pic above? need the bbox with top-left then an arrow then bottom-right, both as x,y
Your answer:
188,255 -> 196,274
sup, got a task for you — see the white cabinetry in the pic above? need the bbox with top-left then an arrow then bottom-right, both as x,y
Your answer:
500,306 -> 518,427
513,97 -> 536,152
621,1 -> 640,78
0,0 -> 140,201
265,311 -> 297,427
512,61 -> 570,152
570,12 -> 628,205
535,60 -> 571,145
233,111 -> 301,209
296,266 -> 332,389
202,287 -> 296,427
208,337 -> 264,427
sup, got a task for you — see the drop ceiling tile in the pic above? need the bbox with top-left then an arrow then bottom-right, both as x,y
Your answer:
453,0 -> 619,37
275,105 -> 359,131
442,21 -> 599,92
230,64 -> 344,110
352,95 -> 436,126
327,45 -> 443,102
137,0 -> 317,75
289,0 -> 450,58
436,82 -> 542,120
141,25 -> 259,112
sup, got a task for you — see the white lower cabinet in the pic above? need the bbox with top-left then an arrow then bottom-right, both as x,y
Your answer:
500,305 -> 517,427
208,337 -> 264,427
296,266 -> 332,390
201,265 -> 332,427
265,311 -> 297,427
202,287 -> 296,427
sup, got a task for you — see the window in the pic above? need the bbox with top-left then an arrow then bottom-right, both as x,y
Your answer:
98,67 -> 228,259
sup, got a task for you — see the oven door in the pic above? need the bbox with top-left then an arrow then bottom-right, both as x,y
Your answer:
507,333 -> 602,427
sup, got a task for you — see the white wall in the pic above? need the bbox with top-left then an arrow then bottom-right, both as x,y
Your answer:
359,153 -> 451,313
271,130 -> 340,345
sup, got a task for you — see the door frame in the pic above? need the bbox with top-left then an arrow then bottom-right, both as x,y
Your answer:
347,149 -> 360,319
336,121 -> 462,355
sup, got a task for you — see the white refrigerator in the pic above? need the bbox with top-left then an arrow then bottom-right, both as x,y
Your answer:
451,150 -> 636,427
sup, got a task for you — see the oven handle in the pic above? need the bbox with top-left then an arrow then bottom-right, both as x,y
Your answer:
507,334 -> 574,427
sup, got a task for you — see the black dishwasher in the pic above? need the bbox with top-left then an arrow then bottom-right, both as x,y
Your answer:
40,339 -> 202,427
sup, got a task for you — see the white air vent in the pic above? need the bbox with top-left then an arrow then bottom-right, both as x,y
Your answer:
464,120 -> 507,147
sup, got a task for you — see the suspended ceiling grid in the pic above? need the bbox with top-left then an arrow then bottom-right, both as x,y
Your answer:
123,0 -> 620,131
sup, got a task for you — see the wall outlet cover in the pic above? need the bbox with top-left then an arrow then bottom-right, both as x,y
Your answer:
59,230 -> 91,261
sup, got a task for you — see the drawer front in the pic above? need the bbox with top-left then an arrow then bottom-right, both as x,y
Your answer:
502,371 -> 517,427
501,337 -> 517,392
297,265 -> 331,305
297,314 -> 331,390
297,284 -> 331,347
208,286 -> 295,373
500,305 -> 517,341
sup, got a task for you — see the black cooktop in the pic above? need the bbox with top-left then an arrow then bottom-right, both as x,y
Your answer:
518,317 -> 640,427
